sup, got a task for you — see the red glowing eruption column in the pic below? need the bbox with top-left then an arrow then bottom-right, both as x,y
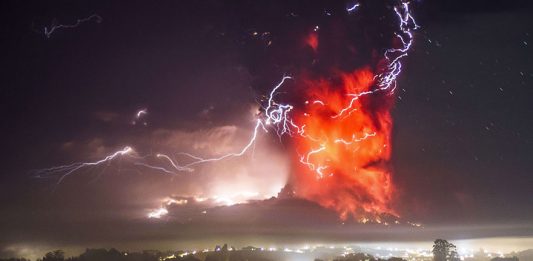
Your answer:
292,68 -> 396,221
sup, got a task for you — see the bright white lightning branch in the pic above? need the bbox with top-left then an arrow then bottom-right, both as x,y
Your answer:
334,1 -> 418,119
43,14 -> 102,38
334,132 -> 377,145
299,145 -> 326,171
136,109 -> 147,118
264,76 -> 305,137
347,3 -> 361,13
155,119 -> 267,171
379,1 -> 419,90
36,76 -> 295,183
34,146 -> 133,185
154,76 -> 297,172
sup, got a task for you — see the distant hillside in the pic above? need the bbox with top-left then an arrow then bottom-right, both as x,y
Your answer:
516,249 -> 533,261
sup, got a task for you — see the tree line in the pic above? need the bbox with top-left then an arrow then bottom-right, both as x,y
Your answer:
0,239 -> 519,261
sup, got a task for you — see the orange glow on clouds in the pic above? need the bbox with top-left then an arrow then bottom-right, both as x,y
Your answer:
306,32 -> 319,52
292,67 -> 397,221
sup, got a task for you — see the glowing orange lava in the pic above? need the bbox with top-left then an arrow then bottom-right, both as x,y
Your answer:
292,67 -> 397,221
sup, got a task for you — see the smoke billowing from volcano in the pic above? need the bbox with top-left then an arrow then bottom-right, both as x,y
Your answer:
247,0 -> 417,221
291,68 -> 396,221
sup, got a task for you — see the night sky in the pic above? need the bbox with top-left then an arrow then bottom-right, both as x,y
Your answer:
1,0 -> 532,258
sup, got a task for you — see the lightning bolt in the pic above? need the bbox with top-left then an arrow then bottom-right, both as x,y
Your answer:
35,76 -> 294,183
34,146 -> 133,185
334,1 -> 418,119
346,3 -> 361,13
150,76 -> 295,172
136,109 -> 147,118
41,14 -> 102,38
132,108 -> 148,125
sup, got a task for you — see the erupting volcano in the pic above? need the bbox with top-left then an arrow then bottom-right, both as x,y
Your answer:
33,0 -> 418,224
292,68 -> 396,221
277,1 -> 418,222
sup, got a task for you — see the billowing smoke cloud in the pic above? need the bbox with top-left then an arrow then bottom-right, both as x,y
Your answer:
291,68 -> 396,222
145,119 -> 290,216
243,0 -> 417,222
